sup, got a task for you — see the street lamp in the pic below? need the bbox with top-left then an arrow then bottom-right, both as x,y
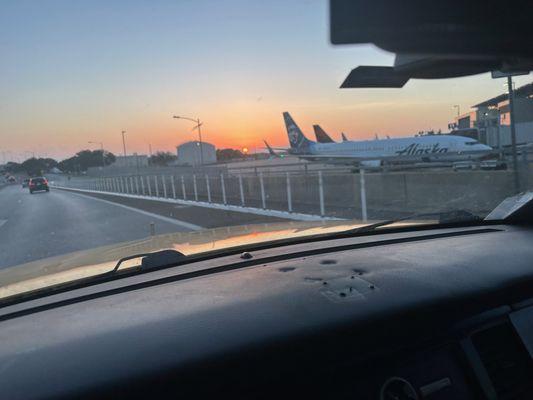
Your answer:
88,141 -> 105,168
173,115 -> 204,166
121,131 -> 127,157
453,105 -> 460,118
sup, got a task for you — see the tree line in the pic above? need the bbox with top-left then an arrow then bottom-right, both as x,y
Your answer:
2,147 -> 248,175
2,149 -> 116,176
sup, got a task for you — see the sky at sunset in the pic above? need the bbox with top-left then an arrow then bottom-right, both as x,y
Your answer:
1,0 -> 531,162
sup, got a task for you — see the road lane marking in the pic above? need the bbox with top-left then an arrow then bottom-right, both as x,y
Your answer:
61,190 -> 204,231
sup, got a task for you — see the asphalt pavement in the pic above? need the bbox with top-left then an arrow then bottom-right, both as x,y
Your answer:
0,185 -> 202,269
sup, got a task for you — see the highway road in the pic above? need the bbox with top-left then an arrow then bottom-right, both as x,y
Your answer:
0,185 -> 203,270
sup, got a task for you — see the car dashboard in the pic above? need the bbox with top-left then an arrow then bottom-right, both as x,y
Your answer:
0,224 -> 532,399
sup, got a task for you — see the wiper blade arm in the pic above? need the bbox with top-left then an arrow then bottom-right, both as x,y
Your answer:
111,249 -> 187,273
348,209 -> 482,234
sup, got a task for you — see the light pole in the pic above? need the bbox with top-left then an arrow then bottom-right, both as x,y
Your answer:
121,131 -> 127,157
173,115 -> 204,166
88,141 -> 105,168
453,105 -> 460,118
507,76 -> 520,193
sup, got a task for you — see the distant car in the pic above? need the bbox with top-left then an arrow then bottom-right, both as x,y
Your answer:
480,160 -> 507,170
22,178 -> 30,188
7,176 -> 16,183
452,161 -> 477,171
29,177 -> 50,194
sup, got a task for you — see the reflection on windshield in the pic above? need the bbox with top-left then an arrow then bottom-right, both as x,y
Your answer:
0,1 -> 531,294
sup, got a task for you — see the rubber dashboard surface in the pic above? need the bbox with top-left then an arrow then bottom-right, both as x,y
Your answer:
0,225 -> 531,399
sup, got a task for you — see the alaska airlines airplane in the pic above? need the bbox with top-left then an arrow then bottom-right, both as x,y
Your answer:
313,125 -> 336,143
283,112 -> 493,167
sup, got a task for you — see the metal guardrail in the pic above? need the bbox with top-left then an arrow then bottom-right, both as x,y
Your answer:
54,170 -> 369,221
54,167 -> 529,222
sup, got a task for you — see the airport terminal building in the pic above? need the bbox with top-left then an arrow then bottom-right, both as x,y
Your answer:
176,141 -> 216,166
452,82 -> 533,148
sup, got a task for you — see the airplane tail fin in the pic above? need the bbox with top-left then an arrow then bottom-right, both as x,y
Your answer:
283,112 -> 313,153
313,125 -> 335,143
263,140 -> 279,158
341,132 -> 348,142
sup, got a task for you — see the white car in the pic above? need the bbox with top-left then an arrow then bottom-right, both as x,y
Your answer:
452,161 -> 477,171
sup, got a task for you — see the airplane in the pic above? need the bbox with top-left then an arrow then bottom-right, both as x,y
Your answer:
263,140 -> 282,158
283,112 -> 493,168
313,125 -> 336,143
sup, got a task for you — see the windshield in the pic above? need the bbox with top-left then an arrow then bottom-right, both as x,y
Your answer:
0,1 -> 531,295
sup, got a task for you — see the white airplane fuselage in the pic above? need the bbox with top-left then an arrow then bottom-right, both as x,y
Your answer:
301,135 -> 492,164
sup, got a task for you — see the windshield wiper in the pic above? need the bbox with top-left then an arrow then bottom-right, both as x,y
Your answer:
110,249 -> 187,274
345,209 -> 483,234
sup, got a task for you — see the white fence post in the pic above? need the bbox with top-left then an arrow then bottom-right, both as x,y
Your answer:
154,175 -> 159,197
162,175 -> 167,198
221,173 -> 227,205
193,174 -> 198,201
120,177 -> 125,193
171,175 -> 176,199
181,175 -> 187,200
135,176 -> 139,194
238,174 -> 245,206
205,174 -> 211,203
147,176 -> 152,196
318,171 -> 325,217
360,169 -> 368,222
286,172 -> 292,213
130,177 -> 134,194
140,175 -> 145,196
259,172 -> 266,209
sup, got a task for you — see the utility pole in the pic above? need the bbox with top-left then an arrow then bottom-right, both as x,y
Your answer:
196,118 -> 204,166
507,76 -> 520,193
173,115 -> 205,166
453,104 -> 460,118
121,131 -> 127,157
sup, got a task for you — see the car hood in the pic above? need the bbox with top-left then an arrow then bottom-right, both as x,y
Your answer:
0,219 -> 421,303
